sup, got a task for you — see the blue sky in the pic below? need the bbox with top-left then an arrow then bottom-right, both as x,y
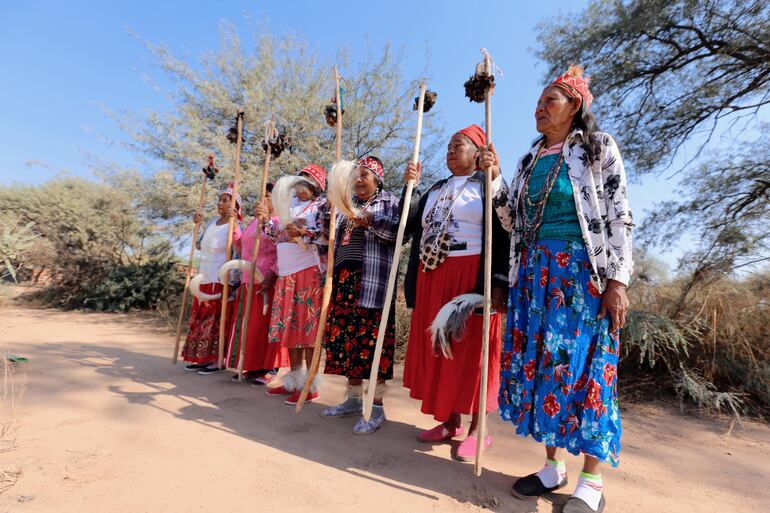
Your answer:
1,0 -> 686,265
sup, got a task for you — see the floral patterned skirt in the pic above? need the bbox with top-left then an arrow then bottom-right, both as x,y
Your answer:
268,266 -> 323,349
182,282 -> 224,364
323,265 -> 395,381
499,240 -> 622,467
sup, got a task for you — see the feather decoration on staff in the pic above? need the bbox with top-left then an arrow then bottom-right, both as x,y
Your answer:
326,159 -> 361,219
217,259 -> 264,287
271,175 -> 314,227
429,293 -> 484,359
190,274 -> 222,301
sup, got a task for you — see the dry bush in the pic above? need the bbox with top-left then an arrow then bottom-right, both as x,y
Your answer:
623,273 -> 770,419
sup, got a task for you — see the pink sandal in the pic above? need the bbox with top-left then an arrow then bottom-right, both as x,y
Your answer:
418,424 -> 465,443
455,434 -> 493,462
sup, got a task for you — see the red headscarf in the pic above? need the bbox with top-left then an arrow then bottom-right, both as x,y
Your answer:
356,156 -> 384,182
551,65 -> 593,110
299,163 -> 327,191
456,124 -> 486,148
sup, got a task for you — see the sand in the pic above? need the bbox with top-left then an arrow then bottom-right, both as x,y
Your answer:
0,297 -> 767,513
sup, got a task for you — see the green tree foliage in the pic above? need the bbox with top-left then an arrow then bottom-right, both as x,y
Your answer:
109,26 -> 444,239
537,0 -> 769,174
0,178 -> 181,310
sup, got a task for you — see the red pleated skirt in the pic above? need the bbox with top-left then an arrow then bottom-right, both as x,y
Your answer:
403,255 -> 501,422
225,284 -> 289,372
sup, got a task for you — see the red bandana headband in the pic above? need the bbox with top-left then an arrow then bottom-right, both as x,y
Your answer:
299,163 -> 327,191
551,64 -> 593,110
356,156 -> 384,181
457,123 -> 486,148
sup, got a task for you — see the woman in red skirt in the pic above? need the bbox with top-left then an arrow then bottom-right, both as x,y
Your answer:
182,184 -> 242,374
225,183 -> 289,384
256,164 -> 329,405
401,125 -> 509,461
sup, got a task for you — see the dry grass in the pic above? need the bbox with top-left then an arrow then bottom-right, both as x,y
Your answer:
0,351 -> 24,494
623,272 -> 770,419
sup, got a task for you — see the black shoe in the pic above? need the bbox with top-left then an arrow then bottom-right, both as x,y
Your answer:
511,473 -> 568,501
197,365 -> 224,375
563,495 -> 605,513
184,363 -> 207,372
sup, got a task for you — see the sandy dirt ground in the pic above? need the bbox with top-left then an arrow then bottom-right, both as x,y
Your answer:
0,296 -> 768,513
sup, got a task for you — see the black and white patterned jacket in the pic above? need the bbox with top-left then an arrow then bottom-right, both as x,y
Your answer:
491,129 -> 634,291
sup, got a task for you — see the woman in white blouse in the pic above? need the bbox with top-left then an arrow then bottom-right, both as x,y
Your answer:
400,124 -> 509,463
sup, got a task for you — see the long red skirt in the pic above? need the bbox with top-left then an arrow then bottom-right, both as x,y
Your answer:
182,282 -> 226,365
403,255 -> 501,423
225,284 -> 289,371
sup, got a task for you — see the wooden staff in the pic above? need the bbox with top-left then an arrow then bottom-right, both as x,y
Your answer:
362,82 -> 429,421
475,53 -> 494,477
295,67 -> 342,412
234,118 -> 276,381
172,157 -> 215,363
217,111 -> 245,369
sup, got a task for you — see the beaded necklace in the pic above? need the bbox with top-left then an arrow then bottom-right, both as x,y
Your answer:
517,142 -> 566,247
341,194 -> 376,245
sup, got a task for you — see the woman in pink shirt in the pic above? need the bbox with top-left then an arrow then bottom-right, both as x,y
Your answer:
225,183 -> 289,384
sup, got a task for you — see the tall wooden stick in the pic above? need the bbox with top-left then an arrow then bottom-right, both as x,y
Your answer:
295,68 -> 342,412
218,111 -> 245,369
172,173 -> 209,363
362,82 -> 428,421
234,118 -> 275,381
475,54 -> 494,477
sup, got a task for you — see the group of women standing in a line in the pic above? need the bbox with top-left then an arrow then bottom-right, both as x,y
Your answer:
179,66 -> 632,513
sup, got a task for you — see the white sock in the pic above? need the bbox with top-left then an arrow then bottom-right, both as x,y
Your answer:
535,458 -> 567,488
573,472 -> 603,510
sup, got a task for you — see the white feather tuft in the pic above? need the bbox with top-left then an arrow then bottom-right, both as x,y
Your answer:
272,175 -> 313,227
327,159 -> 361,219
216,259 -> 265,286
429,293 -> 484,359
190,274 -> 223,301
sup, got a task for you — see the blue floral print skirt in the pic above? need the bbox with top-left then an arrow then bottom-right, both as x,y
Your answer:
498,240 -> 622,466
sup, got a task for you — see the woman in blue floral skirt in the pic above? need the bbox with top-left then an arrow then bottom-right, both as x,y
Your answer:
481,66 -> 634,513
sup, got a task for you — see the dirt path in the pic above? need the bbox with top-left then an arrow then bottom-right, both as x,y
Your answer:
0,298 -> 767,513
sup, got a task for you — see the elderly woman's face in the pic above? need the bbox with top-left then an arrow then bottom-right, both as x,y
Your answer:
217,193 -> 231,216
297,173 -> 320,201
354,166 -> 379,200
446,133 -> 478,176
535,86 -> 580,137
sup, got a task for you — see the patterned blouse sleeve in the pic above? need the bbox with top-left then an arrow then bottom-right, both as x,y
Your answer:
305,196 -> 329,247
491,170 -> 514,233
601,134 -> 634,286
